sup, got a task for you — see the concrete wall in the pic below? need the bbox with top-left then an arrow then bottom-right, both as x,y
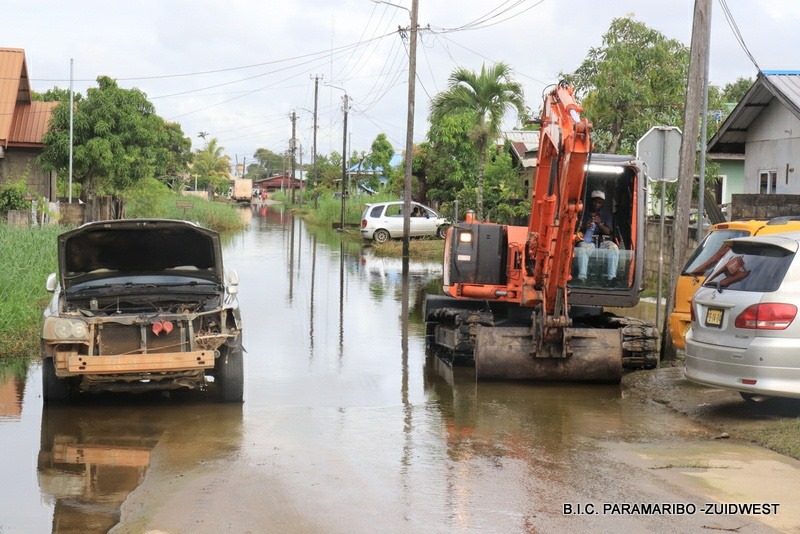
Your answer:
643,219 -> 699,283
0,148 -> 56,200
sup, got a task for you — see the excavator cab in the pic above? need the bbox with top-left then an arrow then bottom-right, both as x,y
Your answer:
568,154 -> 645,310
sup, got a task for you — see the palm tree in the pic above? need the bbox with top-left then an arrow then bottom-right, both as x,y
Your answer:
430,62 -> 527,220
191,137 -> 231,193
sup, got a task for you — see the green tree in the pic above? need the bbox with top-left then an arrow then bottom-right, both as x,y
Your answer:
416,111 -> 479,212
430,62 -> 527,220
38,76 -> 190,199
192,137 -> 231,194
364,133 -> 396,193
252,148 -> 285,178
566,16 -> 689,154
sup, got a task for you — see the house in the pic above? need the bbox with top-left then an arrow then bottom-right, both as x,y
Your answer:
708,71 -> 800,199
0,48 -> 58,200
504,130 -> 538,200
347,152 -> 403,193
255,174 -> 303,193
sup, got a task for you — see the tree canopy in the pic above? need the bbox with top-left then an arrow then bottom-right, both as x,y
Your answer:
192,137 -> 232,193
566,16 -> 689,154
39,76 -> 191,199
430,62 -> 527,220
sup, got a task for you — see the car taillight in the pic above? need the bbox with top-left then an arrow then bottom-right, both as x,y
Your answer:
690,304 -> 695,322
734,303 -> 797,330
361,219 -> 367,228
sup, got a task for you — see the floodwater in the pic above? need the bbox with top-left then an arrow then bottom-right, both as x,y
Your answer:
2,203 -> 800,533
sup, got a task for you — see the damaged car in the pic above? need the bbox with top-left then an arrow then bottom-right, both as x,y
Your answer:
41,219 -> 243,403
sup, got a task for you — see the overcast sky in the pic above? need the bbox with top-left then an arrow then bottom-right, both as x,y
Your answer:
4,0 -> 798,168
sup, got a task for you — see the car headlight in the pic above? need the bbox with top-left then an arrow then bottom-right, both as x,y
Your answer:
43,317 -> 90,342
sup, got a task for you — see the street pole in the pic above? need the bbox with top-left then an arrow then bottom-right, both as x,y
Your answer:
401,0 -> 419,261
291,110 -> 297,205
662,0 -> 711,360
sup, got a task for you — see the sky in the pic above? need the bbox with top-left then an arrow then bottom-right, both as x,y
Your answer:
4,0 -> 799,171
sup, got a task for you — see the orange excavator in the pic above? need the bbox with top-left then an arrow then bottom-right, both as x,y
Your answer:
424,82 -> 659,382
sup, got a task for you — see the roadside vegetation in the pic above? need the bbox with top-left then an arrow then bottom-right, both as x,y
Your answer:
124,178 -> 247,233
0,222 -> 62,357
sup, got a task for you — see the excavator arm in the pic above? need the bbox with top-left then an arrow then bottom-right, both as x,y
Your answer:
523,82 -> 593,318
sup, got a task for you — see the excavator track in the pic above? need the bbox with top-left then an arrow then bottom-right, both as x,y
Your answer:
573,313 -> 660,369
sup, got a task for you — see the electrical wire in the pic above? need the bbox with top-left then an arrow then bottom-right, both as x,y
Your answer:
717,0 -> 761,72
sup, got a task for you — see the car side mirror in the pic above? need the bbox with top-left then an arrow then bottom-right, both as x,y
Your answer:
225,270 -> 239,295
46,272 -> 57,292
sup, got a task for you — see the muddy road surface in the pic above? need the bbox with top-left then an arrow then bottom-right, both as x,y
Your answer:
2,204 -> 800,533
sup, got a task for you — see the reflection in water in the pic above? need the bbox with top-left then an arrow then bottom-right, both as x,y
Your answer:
37,400 -> 243,533
309,234 -> 317,356
0,358 -> 28,420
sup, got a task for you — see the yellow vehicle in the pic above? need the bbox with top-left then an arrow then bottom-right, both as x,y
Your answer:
669,217 -> 800,349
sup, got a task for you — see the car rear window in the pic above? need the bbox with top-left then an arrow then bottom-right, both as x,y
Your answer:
369,205 -> 384,218
702,243 -> 794,292
682,229 -> 749,276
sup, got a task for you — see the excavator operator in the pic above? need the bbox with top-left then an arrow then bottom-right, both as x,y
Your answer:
574,190 -> 619,286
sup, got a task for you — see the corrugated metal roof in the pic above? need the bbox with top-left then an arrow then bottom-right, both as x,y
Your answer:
708,71 -> 800,154
9,101 -> 57,146
0,48 -> 28,146
0,48 -> 52,148
503,130 -> 538,168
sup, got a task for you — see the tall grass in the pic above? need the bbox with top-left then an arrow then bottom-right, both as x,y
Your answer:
0,222 -> 63,357
299,192 -> 398,228
123,178 -> 248,233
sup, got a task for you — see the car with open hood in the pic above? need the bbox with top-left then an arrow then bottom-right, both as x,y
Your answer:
40,219 -> 243,403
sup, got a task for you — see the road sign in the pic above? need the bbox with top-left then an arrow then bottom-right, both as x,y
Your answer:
636,126 -> 682,182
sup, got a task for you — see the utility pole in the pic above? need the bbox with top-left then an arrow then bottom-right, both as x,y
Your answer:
299,143 -> 304,206
662,0 -> 712,360
401,0 -> 419,261
312,74 -> 321,190
291,110 -> 297,204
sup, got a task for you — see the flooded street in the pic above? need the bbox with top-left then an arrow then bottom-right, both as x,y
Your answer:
3,204 -> 800,533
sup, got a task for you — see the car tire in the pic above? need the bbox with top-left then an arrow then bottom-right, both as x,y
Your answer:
216,336 -> 244,403
437,225 -> 449,239
42,357 -> 72,404
373,229 -> 391,243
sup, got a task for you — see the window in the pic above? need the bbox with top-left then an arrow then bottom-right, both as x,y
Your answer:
759,170 -> 777,194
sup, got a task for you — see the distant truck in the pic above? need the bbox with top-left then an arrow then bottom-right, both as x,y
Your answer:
231,178 -> 253,203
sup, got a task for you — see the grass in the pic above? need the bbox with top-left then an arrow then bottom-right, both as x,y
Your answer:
370,239 -> 445,263
0,222 -> 63,357
123,178 -> 248,233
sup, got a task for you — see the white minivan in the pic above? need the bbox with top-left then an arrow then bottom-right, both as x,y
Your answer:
360,201 -> 449,243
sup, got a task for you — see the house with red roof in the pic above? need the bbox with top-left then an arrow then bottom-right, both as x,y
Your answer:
0,48 -> 57,200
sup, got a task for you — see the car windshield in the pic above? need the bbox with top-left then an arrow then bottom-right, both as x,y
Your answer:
682,229 -> 749,276
703,243 -> 793,292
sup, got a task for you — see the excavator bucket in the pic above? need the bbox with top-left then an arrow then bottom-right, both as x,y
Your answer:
474,327 -> 623,383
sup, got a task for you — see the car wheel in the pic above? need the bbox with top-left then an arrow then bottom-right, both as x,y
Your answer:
373,229 -> 391,243
215,336 -> 244,403
437,225 -> 449,239
42,357 -> 72,404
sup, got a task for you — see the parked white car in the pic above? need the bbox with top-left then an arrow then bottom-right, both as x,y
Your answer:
360,201 -> 449,243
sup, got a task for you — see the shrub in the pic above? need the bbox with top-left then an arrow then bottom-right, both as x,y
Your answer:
0,180 -> 30,212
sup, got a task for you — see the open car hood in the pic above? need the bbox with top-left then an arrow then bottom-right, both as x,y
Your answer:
58,219 -> 225,290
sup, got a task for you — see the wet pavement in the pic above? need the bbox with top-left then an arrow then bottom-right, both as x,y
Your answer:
2,203 -> 800,533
